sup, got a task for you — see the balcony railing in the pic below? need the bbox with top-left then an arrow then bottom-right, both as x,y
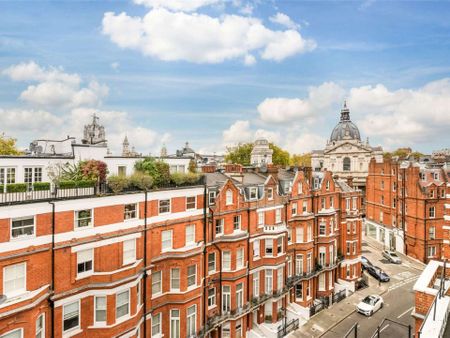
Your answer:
263,223 -> 288,233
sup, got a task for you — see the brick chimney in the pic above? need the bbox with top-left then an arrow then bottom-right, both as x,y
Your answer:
201,165 -> 216,173
224,164 -> 243,174
347,176 -> 354,188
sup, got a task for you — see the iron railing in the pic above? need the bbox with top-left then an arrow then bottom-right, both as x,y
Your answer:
277,318 -> 299,338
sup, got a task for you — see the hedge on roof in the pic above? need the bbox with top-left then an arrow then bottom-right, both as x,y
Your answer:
0,184 -> 4,193
33,182 -> 51,191
6,183 -> 27,193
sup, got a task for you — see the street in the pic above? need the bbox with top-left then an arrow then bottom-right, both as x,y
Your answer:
322,241 -> 420,337
292,238 -> 424,338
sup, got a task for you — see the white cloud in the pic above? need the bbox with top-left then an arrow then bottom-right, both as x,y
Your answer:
283,130 -> 326,153
102,8 -> 315,64
2,61 -> 108,109
110,62 -> 120,70
349,78 -> 450,144
257,82 -> 345,123
269,12 -> 299,30
0,108 -> 63,133
133,0 -> 220,12
222,120 -> 280,147
244,54 -> 256,65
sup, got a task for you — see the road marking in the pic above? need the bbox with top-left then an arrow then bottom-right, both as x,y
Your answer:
397,306 -> 414,319
380,324 -> 390,332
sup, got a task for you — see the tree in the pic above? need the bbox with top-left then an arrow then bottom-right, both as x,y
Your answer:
188,159 -> 197,173
80,160 -> 108,183
290,153 -> 312,167
0,134 -> 22,155
224,142 -> 290,166
135,157 -> 171,186
384,148 -> 424,160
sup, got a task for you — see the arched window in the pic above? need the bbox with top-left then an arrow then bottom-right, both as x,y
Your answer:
226,190 -> 233,205
343,157 -> 351,171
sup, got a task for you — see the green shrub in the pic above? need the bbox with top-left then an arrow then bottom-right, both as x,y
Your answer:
129,172 -> 153,190
33,182 -> 50,191
135,157 -> 170,187
6,183 -> 27,193
58,180 -> 77,189
108,175 -> 130,193
0,185 -> 3,193
77,180 -> 96,188
171,172 -> 201,185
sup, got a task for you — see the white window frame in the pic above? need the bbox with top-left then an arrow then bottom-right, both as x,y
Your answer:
222,251 -> 231,271
265,269 -> 273,294
292,202 -> 297,216
236,283 -> 244,309
215,219 -> 224,236
249,187 -> 258,200
253,272 -> 259,297
94,296 -> 107,324
116,289 -> 130,320
77,249 -> 94,278
124,203 -> 138,220
275,208 -> 282,223
159,199 -> 171,214
208,252 -> 216,274
187,265 -> 197,288
74,209 -> 93,229
208,288 -> 216,308
3,262 -> 26,298
253,240 -> 260,258
222,286 -> 231,313
151,313 -> 161,337
186,196 -> 196,210
298,182 -> 303,194
186,305 -> 197,338
258,212 -> 264,226
36,313 -> 45,338
170,268 -> 180,291
161,230 -> 173,252
11,216 -> 35,240
265,239 -> 273,256
170,309 -> 180,338
428,246 -> 436,257
152,271 -> 162,296
63,300 -> 80,333
185,224 -> 195,246
233,215 -> 241,231
429,206 -> 435,219
123,239 -> 136,265
226,190 -> 233,205
236,248 -> 244,269
208,191 -> 216,205
267,187 -> 274,200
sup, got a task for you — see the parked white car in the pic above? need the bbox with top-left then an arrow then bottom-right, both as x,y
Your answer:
356,295 -> 384,316
382,250 -> 402,264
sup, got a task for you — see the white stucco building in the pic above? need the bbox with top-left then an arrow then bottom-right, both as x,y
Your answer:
251,138 -> 273,167
311,103 -> 383,192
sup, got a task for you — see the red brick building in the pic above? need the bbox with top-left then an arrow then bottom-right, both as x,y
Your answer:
0,165 -> 362,338
365,157 -> 449,262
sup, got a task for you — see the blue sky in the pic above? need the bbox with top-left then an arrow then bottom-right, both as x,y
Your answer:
0,0 -> 449,155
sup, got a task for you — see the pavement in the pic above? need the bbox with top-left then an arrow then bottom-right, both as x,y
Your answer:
290,236 -> 425,338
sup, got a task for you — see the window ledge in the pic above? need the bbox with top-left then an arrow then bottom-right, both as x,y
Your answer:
63,328 -> 83,338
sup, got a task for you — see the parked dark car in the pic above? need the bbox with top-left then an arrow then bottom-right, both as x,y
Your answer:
361,256 -> 372,270
366,265 -> 390,282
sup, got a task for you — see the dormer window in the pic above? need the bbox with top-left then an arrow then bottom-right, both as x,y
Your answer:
226,190 -> 233,205
267,188 -> 273,200
249,187 -> 258,200
298,182 -> 303,194
326,181 -> 330,191
433,172 -> 439,180
419,172 -> 425,180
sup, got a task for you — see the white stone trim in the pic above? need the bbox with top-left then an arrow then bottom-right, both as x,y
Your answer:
71,233 -> 141,252
256,204 -> 284,213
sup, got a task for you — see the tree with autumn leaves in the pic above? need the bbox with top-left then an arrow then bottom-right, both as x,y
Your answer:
0,134 -> 22,155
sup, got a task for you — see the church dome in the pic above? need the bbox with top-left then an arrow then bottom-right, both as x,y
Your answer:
330,103 -> 361,142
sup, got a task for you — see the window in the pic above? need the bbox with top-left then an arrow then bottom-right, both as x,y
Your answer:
287,256 -> 292,277
233,215 -> 241,231
186,196 -> 196,210
215,219 -> 223,236
136,281 -> 141,307
306,280 -> 311,298
236,283 -> 244,309
124,203 -> 137,220
24,167 -> 42,189
429,206 -> 435,218
11,216 -> 34,239
208,252 -> 216,273
185,224 -> 195,245
429,226 -> 436,240
186,305 -> 196,337
295,284 -> 303,300
346,242 -> 351,255
265,270 -> 273,294
275,208 -> 282,223
343,157 -> 351,171
170,309 -> 180,338
236,248 -> 244,269
381,195 -> 384,205
302,201 -> 308,213
36,313 -> 45,338
116,290 -> 130,319
152,271 -> 162,295
253,240 -> 260,257
95,296 -> 106,323
428,246 -> 436,257
222,286 -> 231,312
159,199 -> 170,214
380,211 -> 383,223
441,189 -> 445,198
236,319 -> 242,338
161,230 -> 173,251
381,181 -> 384,190
267,188 -> 273,200
63,301 -> 79,332
265,239 -> 273,256
208,288 -> 216,307
0,329 -> 22,338
152,313 -> 161,337
319,273 -> 325,291
292,203 -> 297,216
319,248 -> 326,266
208,191 -> 216,205
118,166 -> 127,177
296,254 -> 303,275
249,187 -> 258,200
277,237 -> 283,255
3,262 -> 26,297
326,180 -> 330,191
277,268 -> 283,291
258,212 -> 264,226
222,322 -> 231,338
346,198 -> 350,211
330,196 -> 334,208
307,253 -> 312,273
307,223 -> 313,242
353,222 -> 356,234
77,249 -> 93,277
187,265 -> 196,288
222,251 -> 231,271
347,223 -> 351,234
253,272 -> 259,297
123,239 -> 136,265
353,242 -> 357,255
319,222 -> 326,236
352,197 -> 357,210
226,190 -> 233,205
75,209 -> 92,229
298,182 -> 303,194
171,268 -> 180,291
321,197 -> 325,210
433,172 -> 439,180
393,182 -> 397,191
288,228 -> 292,243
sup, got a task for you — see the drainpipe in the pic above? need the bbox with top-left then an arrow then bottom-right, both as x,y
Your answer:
210,207 -> 223,338
246,207 -> 251,331
48,201 -> 55,338
202,183 -> 208,335
424,199 -> 427,263
143,191 -> 148,336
